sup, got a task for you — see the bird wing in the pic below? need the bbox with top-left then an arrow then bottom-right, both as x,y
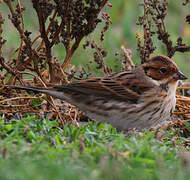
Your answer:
53,69 -> 154,104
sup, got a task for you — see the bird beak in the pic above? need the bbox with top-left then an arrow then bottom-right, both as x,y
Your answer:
173,71 -> 187,80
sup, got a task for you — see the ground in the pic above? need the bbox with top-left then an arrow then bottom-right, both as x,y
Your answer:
1,115 -> 190,180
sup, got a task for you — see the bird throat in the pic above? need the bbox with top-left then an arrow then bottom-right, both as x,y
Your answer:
160,83 -> 169,91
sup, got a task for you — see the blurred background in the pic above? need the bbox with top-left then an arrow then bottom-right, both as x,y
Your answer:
1,0 -> 190,77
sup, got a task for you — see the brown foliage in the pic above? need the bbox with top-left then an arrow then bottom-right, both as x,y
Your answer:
0,0 -> 110,84
0,0 -> 111,124
137,0 -> 190,63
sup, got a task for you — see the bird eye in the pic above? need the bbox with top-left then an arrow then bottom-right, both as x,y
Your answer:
160,67 -> 167,74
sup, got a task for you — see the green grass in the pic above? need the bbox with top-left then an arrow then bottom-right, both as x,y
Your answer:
1,116 -> 190,180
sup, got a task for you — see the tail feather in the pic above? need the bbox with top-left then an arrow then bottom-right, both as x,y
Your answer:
7,85 -> 45,93
6,85 -> 69,102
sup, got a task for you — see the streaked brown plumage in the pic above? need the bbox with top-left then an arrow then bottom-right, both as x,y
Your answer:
8,55 -> 187,130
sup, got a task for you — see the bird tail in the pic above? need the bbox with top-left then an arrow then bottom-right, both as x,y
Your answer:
6,85 -> 46,93
5,85 -> 68,101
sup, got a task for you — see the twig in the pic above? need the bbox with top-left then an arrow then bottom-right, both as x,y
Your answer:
0,96 -> 42,104
61,0 -> 109,70
121,46 -> 135,70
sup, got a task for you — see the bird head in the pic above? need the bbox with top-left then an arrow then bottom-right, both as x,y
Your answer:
142,55 -> 187,86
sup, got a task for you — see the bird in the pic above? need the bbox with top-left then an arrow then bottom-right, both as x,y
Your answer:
7,55 -> 187,130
